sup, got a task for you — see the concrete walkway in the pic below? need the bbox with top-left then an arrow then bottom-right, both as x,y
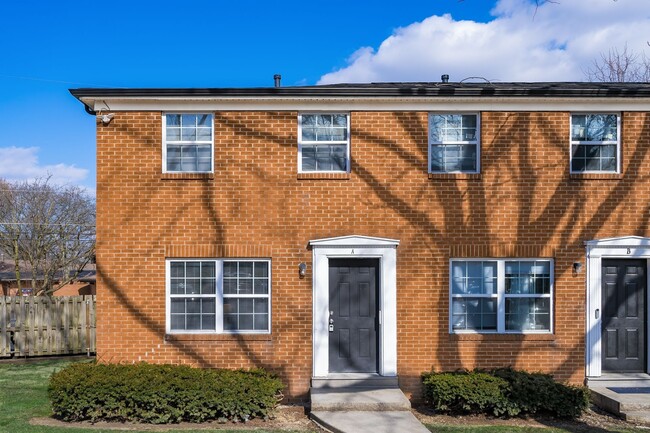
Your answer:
311,410 -> 430,433
588,373 -> 650,423
309,376 -> 429,433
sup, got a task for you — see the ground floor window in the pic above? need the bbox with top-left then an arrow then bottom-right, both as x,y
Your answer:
450,259 -> 553,333
167,259 -> 270,334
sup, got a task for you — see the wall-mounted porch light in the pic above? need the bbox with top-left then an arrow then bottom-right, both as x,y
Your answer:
573,262 -> 583,275
298,262 -> 307,278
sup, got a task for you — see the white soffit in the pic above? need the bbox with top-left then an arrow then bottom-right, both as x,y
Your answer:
84,96 -> 650,113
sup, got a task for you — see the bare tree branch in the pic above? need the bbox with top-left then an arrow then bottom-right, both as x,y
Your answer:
0,177 -> 95,296
584,44 -> 650,82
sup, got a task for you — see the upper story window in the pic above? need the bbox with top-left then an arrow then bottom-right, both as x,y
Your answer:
429,113 -> 479,173
570,113 -> 619,173
167,259 -> 270,334
163,113 -> 213,173
450,259 -> 553,334
298,113 -> 350,173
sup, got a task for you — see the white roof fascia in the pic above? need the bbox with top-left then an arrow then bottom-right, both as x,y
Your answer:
82,96 -> 650,113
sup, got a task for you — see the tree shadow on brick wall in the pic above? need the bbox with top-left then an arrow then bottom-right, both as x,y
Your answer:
351,111 -> 650,396
97,115 -> 294,396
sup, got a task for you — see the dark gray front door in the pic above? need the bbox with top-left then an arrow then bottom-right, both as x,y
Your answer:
602,259 -> 647,372
329,259 -> 379,373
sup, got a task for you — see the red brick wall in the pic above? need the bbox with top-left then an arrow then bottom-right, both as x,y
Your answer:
95,110 -> 650,400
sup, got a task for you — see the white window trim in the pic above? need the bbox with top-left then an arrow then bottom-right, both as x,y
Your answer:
449,258 -> 554,334
428,112 -> 481,174
297,112 -> 351,173
165,258 -> 271,335
162,112 -> 214,174
569,113 -> 620,174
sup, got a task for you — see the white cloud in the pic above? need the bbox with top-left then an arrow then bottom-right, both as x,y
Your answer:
0,146 -> 89,186
319,0 -> 650,84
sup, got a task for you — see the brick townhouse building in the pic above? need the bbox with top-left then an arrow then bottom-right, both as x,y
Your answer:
71,81 -> 650,400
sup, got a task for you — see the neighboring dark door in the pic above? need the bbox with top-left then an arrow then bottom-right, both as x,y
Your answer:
329,259 -> 379,373
602,259 -> 647,372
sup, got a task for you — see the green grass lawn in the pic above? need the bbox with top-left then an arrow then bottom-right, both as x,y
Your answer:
424,421 -> 647,433
426,426 -> 644,433
0,358 -> 308,433
1,358 -> 646,433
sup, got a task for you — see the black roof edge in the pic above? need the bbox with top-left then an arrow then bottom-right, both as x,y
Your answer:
69,82 -> 650,99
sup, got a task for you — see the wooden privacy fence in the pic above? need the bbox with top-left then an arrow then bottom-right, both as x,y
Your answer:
0,295 -> 96,357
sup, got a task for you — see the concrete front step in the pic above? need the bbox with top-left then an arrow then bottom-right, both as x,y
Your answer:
310,387 -> 411,412
312,374 -> 399,389
622,410 -> 650,423
310,411 -> 430,433
588,373 -> 650,417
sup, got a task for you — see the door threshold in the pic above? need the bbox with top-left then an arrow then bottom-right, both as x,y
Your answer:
324,373 -> 385,379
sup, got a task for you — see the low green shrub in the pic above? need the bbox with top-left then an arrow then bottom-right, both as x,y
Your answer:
48,362 -> 284,424
421,368 -> 589,419
492,368 -> 590,419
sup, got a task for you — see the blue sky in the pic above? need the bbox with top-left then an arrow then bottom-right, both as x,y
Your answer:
0,0 -> 647,192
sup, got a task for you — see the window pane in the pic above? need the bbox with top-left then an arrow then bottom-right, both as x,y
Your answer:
430,146 -> 444,172
239,299 -> 254,313
170,262 -> 184,278
201,279 -> 215,294
452,298 -> 496,331
171,315 -> 184,330
186,262 -> 202,276
301,114 -> 316,126
185,279 -> 200,294
186,314 -> 201,330
186,299 -> 201,314
181,127 -> 197,141
239,314 -> 254,330
254,314 -> 269,331
202,262 -> 215,277
202,314 -> 215,330
166,127 -> 181,141
316,145 -> 333,170
224,315 -> 238,330
223,279 -> 237,294
302,127 -> 316,141
239,262 -> 253,277
254,278 -> 269,294
254,298 -> 268,313
317,114 -> 332,126
170,279 -> 184,294
602,157 -> 616,172
331,145 -> 347,171
254,262 -> 268,277
239,279 -> 253,294
167,114 -> 181,126
197,114 -> 211,126
223,262 -> 237,277
202,299 -> 215,314
333,114 -> 347,126
571,115 -> 587,140
506,298 -> 550,331
181,114 -> 197,127
302,145 -> 316,171
171,299 -> 185,314
223,298 -> 237,314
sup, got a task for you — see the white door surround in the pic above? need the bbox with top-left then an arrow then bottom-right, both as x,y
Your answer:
586,236 -> 650,377
309,235 -> 399,378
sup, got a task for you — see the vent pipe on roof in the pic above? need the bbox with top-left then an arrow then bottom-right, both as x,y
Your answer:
274,74 -> 282,88
441,74 -> 449,83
